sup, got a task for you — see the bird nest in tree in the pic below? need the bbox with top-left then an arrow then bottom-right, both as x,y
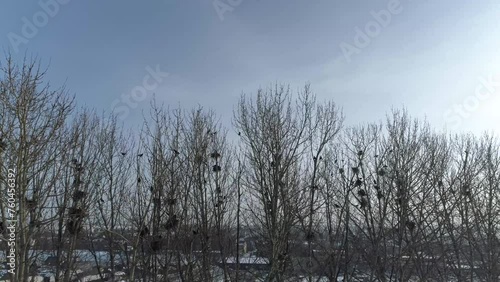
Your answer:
67,219 -> 83,235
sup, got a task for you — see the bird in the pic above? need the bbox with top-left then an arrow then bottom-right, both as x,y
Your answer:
358,150 -> 364,156
237,132 -> 241,136
171,149 -> 180,155
121,152 -> 127,156
137,177 -> 142,183
138,153 -> 143,157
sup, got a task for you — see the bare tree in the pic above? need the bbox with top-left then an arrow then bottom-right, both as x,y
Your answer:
234,84 -> 343,281
0,55 -> 74,281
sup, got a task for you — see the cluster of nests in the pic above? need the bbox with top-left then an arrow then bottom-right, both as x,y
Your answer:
348,165 -> 387,209
137,214 -> 182,252
139,227 -> 164,252
355,182 -> 385,209
215,186 -> 226,208
24,197 -> 43,228
67,207 -> 85,235
211,150 -> 222,172
66,159 -> 88,235
67,193 -> 87,235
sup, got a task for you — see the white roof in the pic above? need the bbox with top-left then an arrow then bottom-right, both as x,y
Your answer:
223,256 -> 269,264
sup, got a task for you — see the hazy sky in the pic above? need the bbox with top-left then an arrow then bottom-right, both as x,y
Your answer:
1,0 -> 499,134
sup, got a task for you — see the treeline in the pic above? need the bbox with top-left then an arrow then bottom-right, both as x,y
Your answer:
1,57 -> 500,282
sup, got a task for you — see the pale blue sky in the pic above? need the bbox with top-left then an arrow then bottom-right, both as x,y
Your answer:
1,0 -> 499,134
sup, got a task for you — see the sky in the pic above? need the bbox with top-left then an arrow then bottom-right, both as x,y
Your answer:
1,0 -> 500,135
